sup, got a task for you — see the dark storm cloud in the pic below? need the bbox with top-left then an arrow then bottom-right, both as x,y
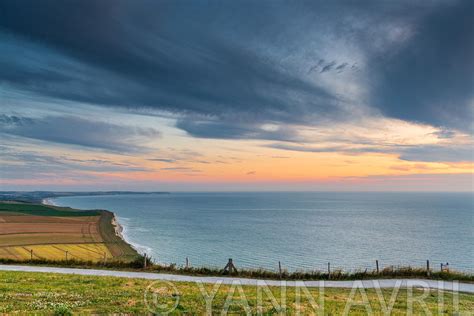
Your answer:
373,0 -> 474,131
176,117 -> 303,141
0,0 -> 472,139
0,0 -> 339,126
0,115 -> 160,152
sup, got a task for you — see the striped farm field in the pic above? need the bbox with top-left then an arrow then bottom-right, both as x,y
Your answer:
0,243 -> 112,262
0,202 -> 139,263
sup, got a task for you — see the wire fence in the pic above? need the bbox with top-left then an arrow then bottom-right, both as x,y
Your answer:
143,254 -> 462,275
3,247 -> 470,275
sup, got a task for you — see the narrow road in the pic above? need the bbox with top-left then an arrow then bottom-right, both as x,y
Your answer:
1,264 -> 472,293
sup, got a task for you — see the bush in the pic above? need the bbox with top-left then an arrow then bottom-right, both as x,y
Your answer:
53,304 -> 72,316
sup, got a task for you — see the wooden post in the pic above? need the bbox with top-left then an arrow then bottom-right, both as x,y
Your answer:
30,249 -> 33,261
278,261 -> 282,279
223,258 -> 237,274
376,260 -> 379,274
327,262 -> 331,279
144,253 -> 147,269
65,251 -> 68,262
185,257 -> 189,269
426,260 -> 430,276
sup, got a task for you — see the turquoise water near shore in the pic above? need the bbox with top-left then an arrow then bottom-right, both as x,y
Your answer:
53,192 -> 473,272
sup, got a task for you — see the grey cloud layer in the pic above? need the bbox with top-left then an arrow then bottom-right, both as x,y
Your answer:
1,0 -> 472,135
0,115 -> 159,152
176,117 -> 303,142
373,0 -> 474,131
0,1 -> 340,126
0,146 -> 152,182
399,146 -> 473,163
267,142 -> 473,163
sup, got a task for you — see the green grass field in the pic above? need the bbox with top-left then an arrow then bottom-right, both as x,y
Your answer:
0,271 -> 472,315
0,202 -> 100,217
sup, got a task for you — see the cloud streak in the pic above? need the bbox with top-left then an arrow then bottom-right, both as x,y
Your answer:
0,115 -> 160,152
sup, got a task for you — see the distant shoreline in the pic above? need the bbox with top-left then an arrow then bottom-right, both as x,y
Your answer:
41,198 -> 56,206
0,191 -> 170,205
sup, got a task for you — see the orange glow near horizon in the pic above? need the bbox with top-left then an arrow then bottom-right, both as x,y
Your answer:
69,151 -> 472,183
1,115 -> 472,190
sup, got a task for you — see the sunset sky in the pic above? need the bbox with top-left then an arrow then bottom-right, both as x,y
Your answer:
0,0 -> 473,191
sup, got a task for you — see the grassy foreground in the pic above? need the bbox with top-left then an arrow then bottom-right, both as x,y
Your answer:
0,271 -> 473,315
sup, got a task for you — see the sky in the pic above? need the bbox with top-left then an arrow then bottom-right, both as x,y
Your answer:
0,0 -> 473,191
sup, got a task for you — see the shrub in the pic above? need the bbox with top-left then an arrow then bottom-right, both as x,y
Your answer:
53,304 -> 72,316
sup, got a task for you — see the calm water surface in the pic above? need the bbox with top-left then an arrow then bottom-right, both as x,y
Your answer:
53,192 -> 473,272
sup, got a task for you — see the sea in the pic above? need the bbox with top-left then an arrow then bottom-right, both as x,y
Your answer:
52,192 -> 473,272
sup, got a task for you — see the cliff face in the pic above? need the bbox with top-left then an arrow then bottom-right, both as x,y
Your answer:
98,210 -> 140,261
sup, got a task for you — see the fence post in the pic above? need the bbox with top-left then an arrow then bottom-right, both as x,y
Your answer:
30,249 -> 33,261
376,260 -> 379,274
144,253 -> 147,269
223,258 -> 237,274
65,251 -> 68,262
278,261 -> 282,279
426,260 -> 430,276
327,262 -> 331,279
185,257 -> 189,269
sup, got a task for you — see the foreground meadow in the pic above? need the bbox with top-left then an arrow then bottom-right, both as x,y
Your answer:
0,271 -> 473,315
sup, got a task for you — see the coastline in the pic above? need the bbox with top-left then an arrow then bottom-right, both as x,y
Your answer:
41,198 -> 56,206
44,197 -> 148,257
41,198 -> 143,255
114,216 -> 152,256
110,215 -> 125,240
